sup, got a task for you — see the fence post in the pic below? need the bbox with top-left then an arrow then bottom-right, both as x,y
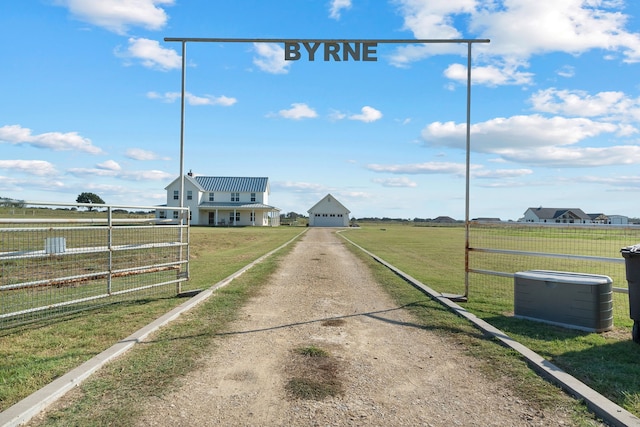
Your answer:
107,206 -> 113,295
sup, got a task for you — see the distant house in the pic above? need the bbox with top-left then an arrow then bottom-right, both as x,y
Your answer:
522,207 -> 592,224
307,194 -> 350,227
432,216 -> 457,223
588,213 -> 609,224
157,173 -> 281,226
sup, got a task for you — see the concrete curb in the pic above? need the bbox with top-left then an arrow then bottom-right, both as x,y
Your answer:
0,230 -> 306,427
340,233 -> 640,427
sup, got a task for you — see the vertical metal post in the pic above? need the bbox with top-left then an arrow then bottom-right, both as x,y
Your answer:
464,42 -> 472,298
179,40 -> 186,215
177,40 -> 186,295
107,206 -> 113,295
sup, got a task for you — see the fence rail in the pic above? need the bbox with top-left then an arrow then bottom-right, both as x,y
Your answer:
468,221 -> 640,327
0,202 -> 190,328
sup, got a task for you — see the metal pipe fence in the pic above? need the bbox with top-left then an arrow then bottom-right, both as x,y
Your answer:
0,202 -> 189,329
468,221 -> 640,327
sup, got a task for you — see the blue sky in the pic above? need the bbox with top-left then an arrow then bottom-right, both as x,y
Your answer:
2,1 -> 640,221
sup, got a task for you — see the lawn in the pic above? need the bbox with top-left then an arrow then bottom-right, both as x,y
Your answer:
341,223 -> 640,416
2,221 -> 640,422
0,226 -> 304,412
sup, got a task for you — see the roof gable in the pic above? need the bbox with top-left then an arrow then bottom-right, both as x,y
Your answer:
307,194 -> 350,214
164,174 -> 203,191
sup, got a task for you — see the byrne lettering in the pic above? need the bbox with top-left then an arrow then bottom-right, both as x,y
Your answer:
284,42 -> 377,62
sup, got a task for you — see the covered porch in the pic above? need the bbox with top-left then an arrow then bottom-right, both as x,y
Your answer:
198,203 -> 280,227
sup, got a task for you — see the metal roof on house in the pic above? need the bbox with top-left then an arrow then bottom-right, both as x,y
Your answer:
194,177 -> 269,193
526,207 -> 591,220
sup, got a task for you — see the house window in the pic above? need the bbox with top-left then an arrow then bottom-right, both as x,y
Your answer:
251,192 -> 256,202
173,190 -> 179,200
250,212 -> 255,222
209,193 -> 214,202
231,192 -> 239,202
173,211 -> 179,219
187,190 -> 193,200
159,210 -> 166,219
229,212 -> 240,224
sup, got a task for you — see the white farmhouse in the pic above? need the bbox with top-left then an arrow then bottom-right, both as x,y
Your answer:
307,194 -> 351,227
157,173 -> 280,226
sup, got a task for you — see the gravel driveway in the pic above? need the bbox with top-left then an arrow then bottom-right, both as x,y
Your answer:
135,227 -> 594,426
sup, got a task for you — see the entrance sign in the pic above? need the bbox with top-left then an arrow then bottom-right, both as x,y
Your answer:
163,37 -> 490,299
284,42 -> 377,61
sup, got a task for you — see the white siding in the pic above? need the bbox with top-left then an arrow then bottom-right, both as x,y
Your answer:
307,194 -> 350,227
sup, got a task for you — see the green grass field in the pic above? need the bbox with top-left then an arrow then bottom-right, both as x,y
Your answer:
0,225 -> 304,413
2,221 -> 640,423
341,223 -> 640,416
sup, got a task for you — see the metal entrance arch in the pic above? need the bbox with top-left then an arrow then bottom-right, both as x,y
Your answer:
164,37 -> 490,300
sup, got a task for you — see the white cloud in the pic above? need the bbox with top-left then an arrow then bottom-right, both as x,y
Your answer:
470,0 -> 640,62
0,160 -> 58,176
372,177 -> 418,188
349,106 -> 383,123
329,109 -> 347,121
366,161 -> 531,180
367,161 -> 470,176
97,160 -> 121,171
126,148 -> 170,161
277,103 -> 318,120
253,43 -> 291,74
472,168 -> 533,179
497,145 -> 640,167
274,181 -> 329,192
367,162 -> 533,181
329,0 -> 352,19
423,115 -> 621,152
55,0 -> 173,35
556,65 -> 575,78
421,114 -> 640,167
147,91 -> 237,106
67,167 -> 174,181
0,125 -> 103,155
529,88 -> 640,123
117,38 -> 181,71
390,1 -> 640,83
444,62 -> 534,86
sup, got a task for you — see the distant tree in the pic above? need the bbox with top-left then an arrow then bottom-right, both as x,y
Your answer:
0,197 -> 25,208
76,192 -> 105,211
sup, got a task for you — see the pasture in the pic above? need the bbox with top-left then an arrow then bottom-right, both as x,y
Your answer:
2,222 -> 640,420
0,226 -> 303,412
342,223 -> 640,415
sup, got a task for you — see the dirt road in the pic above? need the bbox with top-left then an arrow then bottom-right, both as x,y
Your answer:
135,228 -> 593,426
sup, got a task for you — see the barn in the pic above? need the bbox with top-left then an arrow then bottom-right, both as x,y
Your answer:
307,194 -> 351,227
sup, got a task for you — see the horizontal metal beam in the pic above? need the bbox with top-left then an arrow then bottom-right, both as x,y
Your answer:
164,37 -> 490,44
